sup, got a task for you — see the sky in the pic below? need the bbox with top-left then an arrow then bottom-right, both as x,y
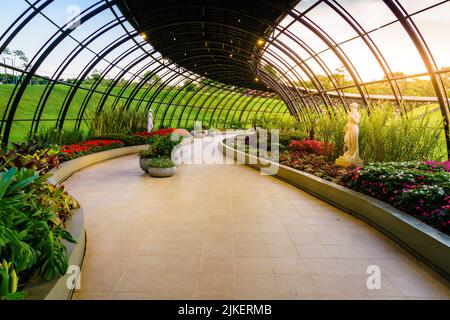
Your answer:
1,0 -> 449,82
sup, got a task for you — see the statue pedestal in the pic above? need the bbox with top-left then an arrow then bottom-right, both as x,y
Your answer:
335,156 -> 364,168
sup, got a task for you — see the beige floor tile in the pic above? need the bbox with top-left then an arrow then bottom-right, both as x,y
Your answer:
127,255 -> 169,273
203,243 -> 234,257
200,257 -> 236,274
258,224 -> 287,234
336,259 -> 373,275
66,139 -> 450,300
289,233 -> 321,245
303,258 -> 347,275
236,274 -> 276,296
269,258 -> 308,274
235,257 -> 272,274
326,245 -> 366,259
312,275 -> 361,297
79,270 -> 123,293
233,232 -> 263,244
265,243 -> 299,258
154,273 -> 198,295
284,225 -> 315,234
197,273 -> 236,295
274,274 -> 319,296
165,256 -> 201,273
387,274 -> 450,298
261,233 -> 292,244
112,271 -> 157,293
295,245 -> 331,258
235,244 -> 267,257
196,294 -> 236,300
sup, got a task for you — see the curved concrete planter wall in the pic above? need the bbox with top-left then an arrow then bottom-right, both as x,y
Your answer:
26,144 -> 148,299
220,141 -> 450,281
24,208 -> 86,300
48,145 -> 148,185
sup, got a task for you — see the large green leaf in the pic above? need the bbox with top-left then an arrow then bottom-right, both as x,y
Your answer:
0,168 -> 18,199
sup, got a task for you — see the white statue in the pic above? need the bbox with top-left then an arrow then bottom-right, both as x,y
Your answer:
336,103 -> 364,167
147,108 -> 154,133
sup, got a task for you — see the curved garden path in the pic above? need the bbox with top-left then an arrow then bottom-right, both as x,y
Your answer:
65,136 -> 450,300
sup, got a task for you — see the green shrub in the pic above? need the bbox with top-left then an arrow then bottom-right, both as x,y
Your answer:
34,128 -> 87,146
307,104 -> 444,163
315,111 -> 347,160
278,130 -> 308,147
139,134 -> 182,159
256,114 -> 299,131
88,107 -> 147,136
148,157 -> 176,168
138,148 -> 156,158
151,134 -> 182,158
358,105 -> 444,163
0,166 -> 78,298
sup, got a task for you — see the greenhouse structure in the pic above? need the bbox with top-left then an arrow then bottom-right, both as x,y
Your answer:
0,0 -> 449,301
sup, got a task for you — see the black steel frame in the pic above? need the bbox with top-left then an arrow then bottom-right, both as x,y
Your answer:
0,0 -> 448,158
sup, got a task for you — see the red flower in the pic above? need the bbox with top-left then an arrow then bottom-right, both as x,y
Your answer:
62,139 -> 124,156
288,139 -> 334,156
134,128 -> 176,137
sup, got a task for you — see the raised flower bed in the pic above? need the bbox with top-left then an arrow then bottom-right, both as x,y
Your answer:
61,139 -> 125,161
342,162 -> 450,235
0,141 -> 81,300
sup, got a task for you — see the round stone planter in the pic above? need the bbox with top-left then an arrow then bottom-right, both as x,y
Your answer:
139,157 -> 152,172
148,166 -> 177,177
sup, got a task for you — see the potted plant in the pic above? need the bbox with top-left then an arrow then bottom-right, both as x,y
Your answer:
138,146 -> 156,172
147,157 -> 177,177
138,134 -> 182,173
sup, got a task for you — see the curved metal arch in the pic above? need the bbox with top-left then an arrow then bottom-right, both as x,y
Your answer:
56,32 -> 137,130
1,1 -> 114,145
193,83 -> 243,125
243,98 -> 287,125
31,18 -> 126,135
326,0 -> 403,106
227,96 -> 264,122
383,0 -> 450,157
119,20 -> 328,115
194,87 -> 243,128
166,80 -> 229,127
1,0 -> 449,159
199,85 -> 243,126
237,95 -> 278,125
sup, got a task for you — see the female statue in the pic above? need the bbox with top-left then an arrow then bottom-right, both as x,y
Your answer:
147,108 -> 154,133
336,103 -> 364,167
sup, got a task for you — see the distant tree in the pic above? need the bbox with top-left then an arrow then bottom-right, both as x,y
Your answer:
13,49 -> 29,69
90,69 -> 102,82
333,66 -> 351,88
2,47 -> 11,56
384,71 -> 405,80
142,70 -> 161,86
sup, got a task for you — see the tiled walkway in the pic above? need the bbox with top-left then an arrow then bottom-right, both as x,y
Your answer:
66,136 -> 450,300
